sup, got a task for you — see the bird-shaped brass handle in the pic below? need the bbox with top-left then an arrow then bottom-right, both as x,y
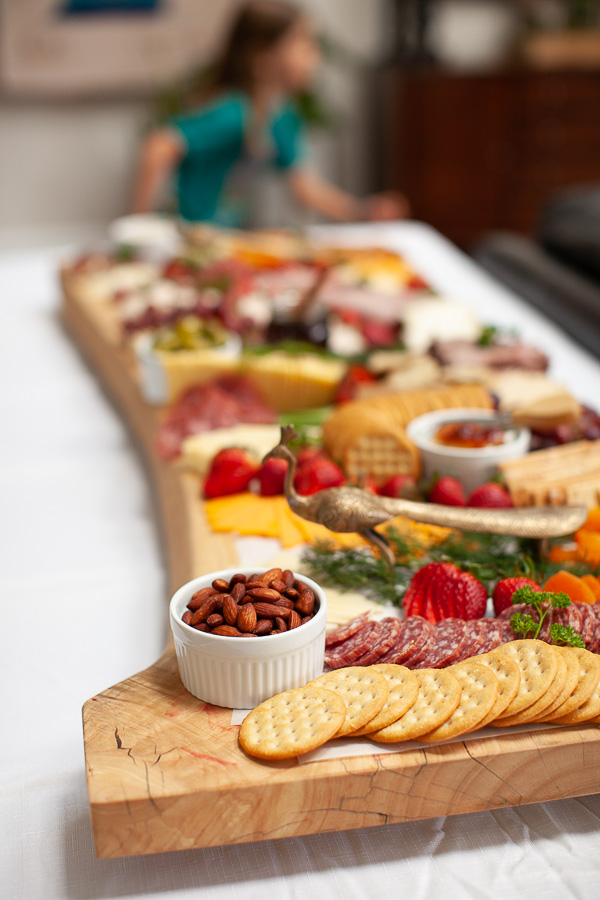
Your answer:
265,426 -> 587,566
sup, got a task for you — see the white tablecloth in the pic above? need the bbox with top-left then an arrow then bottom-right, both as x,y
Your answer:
2,225 -> 600,900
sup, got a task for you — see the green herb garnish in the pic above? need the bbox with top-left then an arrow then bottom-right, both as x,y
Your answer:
510,585 -> 584,647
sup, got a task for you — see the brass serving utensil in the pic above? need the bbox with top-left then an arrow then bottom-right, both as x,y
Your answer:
266,426 -> 587,567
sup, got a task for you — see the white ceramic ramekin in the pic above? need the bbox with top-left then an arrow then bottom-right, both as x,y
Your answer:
169,568 -> 327,708
406,407 -> 531,495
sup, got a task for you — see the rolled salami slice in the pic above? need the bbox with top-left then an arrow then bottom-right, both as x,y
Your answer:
416,618 -> 470,668
324,620 -> 380,669
325,613 -> 369,648
353,618 -> 404,666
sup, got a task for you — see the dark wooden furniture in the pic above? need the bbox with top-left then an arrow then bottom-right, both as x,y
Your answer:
382,67 -> 600,247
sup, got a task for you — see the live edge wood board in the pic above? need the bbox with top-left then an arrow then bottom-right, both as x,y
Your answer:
62,283 -> 600,860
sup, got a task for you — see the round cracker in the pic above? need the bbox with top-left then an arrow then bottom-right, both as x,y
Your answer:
310,666 -> 388,736
540,646 -> 600,723
493,649 -> 568,727
491,640 -> 559,718
353,664 -> 419,735
419,661 -> 498,742
459,652 -> 521,729
528,647 -> 581,722
370,668 -> 461,743
239,686 -> 346,760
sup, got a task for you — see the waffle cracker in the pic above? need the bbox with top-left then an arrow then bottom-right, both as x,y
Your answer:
529,648 -> 581,722
419,661 -> 498,742
543,647 -> 600,724
370,668 -> 461,743
491,640 -> 559,719
311,667 -> 388,736
493,649 -> 568,727
460,653 -> 521,729
353,665 -> 419,735
239,687 -> 346,760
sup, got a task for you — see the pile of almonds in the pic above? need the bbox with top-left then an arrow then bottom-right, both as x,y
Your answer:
181,568 -> 317,638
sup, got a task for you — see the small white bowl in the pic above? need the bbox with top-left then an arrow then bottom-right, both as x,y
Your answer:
406,408 -> 531,495
169,568 -> 327,708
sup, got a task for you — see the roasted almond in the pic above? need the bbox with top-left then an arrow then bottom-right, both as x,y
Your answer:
182,610 -> 193,625
193,623 -> 211,632
239,632 -> 258,637
284,588 -> 299,600
282,569 -> 294,589
270,579 -> 287,593
270,629 -> 284,635
288,609 -> 302,630
247,586 -> 282,602
274,616 -> 288,632
295,589 -> 315,616
254,619 -> 272,636
212,625 -> 242,637
231,582 -> 246,603
230,573 -> 247,586
213,594 -> 224,611
222,595 -> 239,626
206,613 -> 224,628
253,602 -> 291,619
274,598 -> 295,610
237,603 -> 257,633
301,615 -> 313,625
212,578 -> 231,592
259,567 -> 283,586
190,596 -> 218,625
187,586 -> 218,611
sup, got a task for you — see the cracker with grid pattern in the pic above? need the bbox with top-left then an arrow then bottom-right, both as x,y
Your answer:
352,665 -> 419,735
492,648 -> 568,727
468,652 -> 521,729
418,661 -> 498,742
310,667 -> 388,736
490,640 -> 558,719
539,646 -> 600,723
239,687 -> 346,760
369,668 -> 461,743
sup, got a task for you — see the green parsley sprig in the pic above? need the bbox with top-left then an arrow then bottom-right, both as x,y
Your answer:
510,585 -> 583,647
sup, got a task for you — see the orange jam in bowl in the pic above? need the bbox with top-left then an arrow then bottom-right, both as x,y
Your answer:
434,421 -> 505,449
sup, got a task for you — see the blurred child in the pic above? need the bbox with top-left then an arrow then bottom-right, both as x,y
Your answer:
131,0 -> 408,226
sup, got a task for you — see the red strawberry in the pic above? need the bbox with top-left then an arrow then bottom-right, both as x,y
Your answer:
334,364 -> 377,404
296,446 -> 323,466
492,577 -> 542,617
403,565 -> 433,619
429,476 -> 466,507
379,474 -> 417,499
203,448 -> 259,499
403,561 -> 460,622
453,571 -> 488,619
294,456 -> 345,496
468,483 -> 513,508
258,457 -> 287,496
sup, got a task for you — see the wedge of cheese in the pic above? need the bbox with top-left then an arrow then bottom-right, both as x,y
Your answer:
242,352 -> 347,412
181,425 -> 282,475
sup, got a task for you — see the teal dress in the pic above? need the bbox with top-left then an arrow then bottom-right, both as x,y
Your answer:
170,91 -> 307,226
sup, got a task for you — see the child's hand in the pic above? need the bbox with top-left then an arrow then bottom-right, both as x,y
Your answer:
364,191 -> 411,221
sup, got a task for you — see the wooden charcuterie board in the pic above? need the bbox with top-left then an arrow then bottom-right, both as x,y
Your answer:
62,283 -> 600,860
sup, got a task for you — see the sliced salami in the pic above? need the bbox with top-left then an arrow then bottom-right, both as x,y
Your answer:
325,613 -> 369,648
353,618 -> 404,666
579,604 -> 597,648
386,616 -> 434,666
402,617 -> 437,668
416,618 -> 470,668
585,606 -> 600,653
453,618 -> 493,661
474,619 -> 504,654
324,620 -> 380,668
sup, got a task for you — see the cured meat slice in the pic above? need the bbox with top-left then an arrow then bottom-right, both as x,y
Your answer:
416,618 -> 470,668
584,606 -> 600,653
453,618 -> 493,661
353,618 -> 403,666
324,620 -> 380,668
474,619 -> 504,654
384,616 -> 434,666
579,604 -> 597,648
401,616 -> 436,668
325,613 -> 369,648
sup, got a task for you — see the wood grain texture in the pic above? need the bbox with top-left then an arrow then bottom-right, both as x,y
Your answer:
62,280 -> 600,859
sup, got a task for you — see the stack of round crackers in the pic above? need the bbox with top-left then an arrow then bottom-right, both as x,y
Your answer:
238,641 -> 600,760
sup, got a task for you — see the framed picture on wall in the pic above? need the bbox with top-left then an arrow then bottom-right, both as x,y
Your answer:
0,0 -> 237,98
